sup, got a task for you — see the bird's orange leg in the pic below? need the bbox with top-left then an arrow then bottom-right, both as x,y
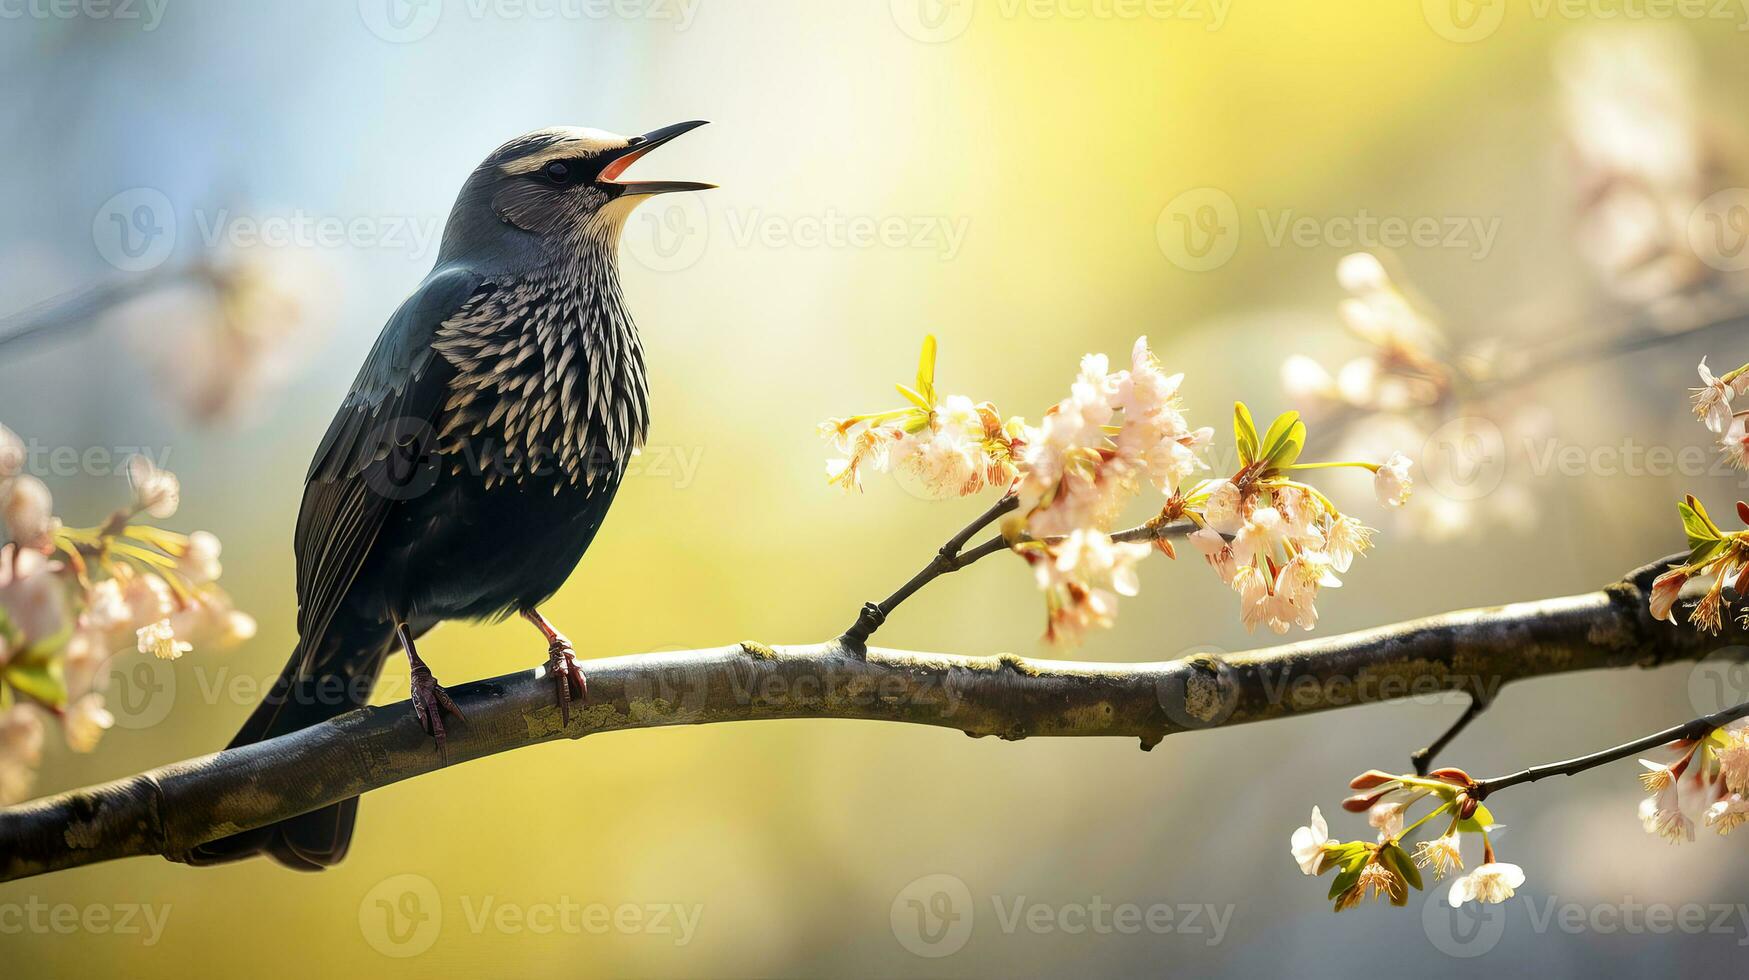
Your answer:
397,623 -> 463,758
521,608 -> 587,726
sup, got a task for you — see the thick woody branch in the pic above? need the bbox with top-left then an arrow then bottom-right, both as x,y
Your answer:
0,553 -> 1739,883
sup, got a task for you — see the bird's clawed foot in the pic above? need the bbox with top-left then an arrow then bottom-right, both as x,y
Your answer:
409,664 -> 465,758
546,640 -> 588,727
522,608 -> 588,727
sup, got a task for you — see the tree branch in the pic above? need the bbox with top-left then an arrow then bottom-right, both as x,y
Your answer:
0,552 -> 1740,883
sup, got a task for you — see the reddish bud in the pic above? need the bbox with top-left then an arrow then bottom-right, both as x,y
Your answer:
1457,795 -> 1479,820
1342,791 -> 1384,813
1737,500 -> 1749,525
1348,769 -> 1398,791
1427,767 -> 1474,787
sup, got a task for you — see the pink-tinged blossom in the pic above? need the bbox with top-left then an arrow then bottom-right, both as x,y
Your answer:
1694,359 -> 1737,434
1639,784 -> 1695,844
1189,527 -> 1236,584
1720,416 -> 1749,470
1648,569 -> 1687,622
1,475 -> 54,550
1201,480 -> 1244,535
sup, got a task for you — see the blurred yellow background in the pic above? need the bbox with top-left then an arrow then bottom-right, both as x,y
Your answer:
4,1 -> 1749,975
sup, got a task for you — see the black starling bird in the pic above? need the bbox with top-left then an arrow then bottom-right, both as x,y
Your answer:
189,122 -> 712,869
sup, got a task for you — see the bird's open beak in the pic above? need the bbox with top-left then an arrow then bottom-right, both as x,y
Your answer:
599,120 -> 715,197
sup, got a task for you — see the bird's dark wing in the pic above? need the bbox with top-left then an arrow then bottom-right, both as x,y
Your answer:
292,265 -> 487,667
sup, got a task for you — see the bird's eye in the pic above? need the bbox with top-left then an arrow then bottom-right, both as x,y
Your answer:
543,161 -> 571,183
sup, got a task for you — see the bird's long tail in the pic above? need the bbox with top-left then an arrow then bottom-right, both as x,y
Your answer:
184,623 -> 393,870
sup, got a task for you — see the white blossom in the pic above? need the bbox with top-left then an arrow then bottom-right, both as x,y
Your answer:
126,455 -> 181,519
1322,515 -> 1374,573
1290,806 -> 1332,875
1373,452 -> 1414,508
136,618 -> 191,661
1447,863 -> 1525,907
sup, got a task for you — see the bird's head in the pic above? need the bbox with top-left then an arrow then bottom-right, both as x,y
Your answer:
438,120 -> 713,267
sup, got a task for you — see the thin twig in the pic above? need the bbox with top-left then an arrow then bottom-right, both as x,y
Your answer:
1410,693 -> 1491,777
1472,700 -> 1749,800
839,494 -> 1200,650
0,273 -> 175,353
840,493 -> 1018,649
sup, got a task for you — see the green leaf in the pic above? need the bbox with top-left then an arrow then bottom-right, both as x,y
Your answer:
1261,411 -> 1299,455
1234,402 -> 1260,465
1689,538 -> 1729,567
1380,842 -> 1423,892
1680,498 -> 1722,548
1260,417 -> 1308,471
4,632 -> 68,710
1327,861 -> 1363,902
1454,803 -> 1496,834
915,335 -> 938,405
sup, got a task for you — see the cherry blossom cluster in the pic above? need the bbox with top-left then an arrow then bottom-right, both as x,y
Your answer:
1281,253 -> 1450,416
0,427 -> 254,804
1176,406 -> 1406,635
822,337 -> 1412,643
1649,495 -> 1749,634
1637,717 -> 1749,843
1290,768 -> 1522,912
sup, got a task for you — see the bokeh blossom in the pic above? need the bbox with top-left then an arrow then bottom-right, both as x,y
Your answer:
1278,254 -> 1543,543
0,438 -> 254,803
